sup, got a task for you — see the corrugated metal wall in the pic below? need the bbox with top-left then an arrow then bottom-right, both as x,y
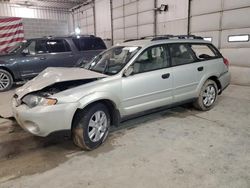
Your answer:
157,0 -> 188,35
0,3 -> 69,20
72,3 -> 95,35
95,0 -> 112,39
112,0 -> 155,44
190,0 -> 250,85
0,2 -> 70,38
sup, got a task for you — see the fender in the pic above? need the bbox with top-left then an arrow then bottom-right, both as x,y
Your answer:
195,72 -> 221,97
77,91 -> 122,113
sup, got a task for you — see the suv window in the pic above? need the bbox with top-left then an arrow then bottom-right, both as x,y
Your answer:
72,37 -> 106,51
133,45 -> 170,74
169,44 -> 195,66
26,40 -> 48,55
46,39 -> 71,53
190,44 -> 219,60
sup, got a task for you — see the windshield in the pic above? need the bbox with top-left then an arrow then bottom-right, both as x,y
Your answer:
7,41 -> 27,54
86,46 -> 141,75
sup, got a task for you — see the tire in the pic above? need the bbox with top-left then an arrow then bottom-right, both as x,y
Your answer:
72,103 -> 111,150
193,79 -> 218,111
0,69 -> 13,92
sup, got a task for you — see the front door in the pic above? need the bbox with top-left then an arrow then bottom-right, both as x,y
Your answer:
121,44 -> 173,116
18,40 -> 48,79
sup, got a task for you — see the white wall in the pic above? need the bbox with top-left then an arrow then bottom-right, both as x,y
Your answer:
22,18 -> 69,39
112,0 -> 155,44
95,0 -> 112,39
190,0 -> 250,85
0,2 -> 70,38
72,3 -> 95,35
157,0 -> 188,35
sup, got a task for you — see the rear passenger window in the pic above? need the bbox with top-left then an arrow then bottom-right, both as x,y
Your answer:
46,40 -> 71,53
72,38 -> 106,51
169,44 -> 195,66
190,44 -> 218,60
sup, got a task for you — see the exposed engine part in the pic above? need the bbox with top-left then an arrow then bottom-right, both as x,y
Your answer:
35,79 -> 98,97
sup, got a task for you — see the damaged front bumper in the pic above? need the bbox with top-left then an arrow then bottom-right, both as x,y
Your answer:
12,99 -> 79,137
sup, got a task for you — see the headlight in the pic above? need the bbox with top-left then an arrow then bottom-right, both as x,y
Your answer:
22,94 -> 57,108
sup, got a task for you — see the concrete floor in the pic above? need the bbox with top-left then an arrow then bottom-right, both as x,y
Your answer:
0,85 -> 249,188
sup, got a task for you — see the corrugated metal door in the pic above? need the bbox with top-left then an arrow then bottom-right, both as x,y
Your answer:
190,0 -> 250,85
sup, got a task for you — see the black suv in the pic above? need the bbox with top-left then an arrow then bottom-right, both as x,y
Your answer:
0,35 -> 106,91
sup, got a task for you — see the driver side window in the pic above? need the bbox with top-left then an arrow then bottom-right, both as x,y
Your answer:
25,40 -> 48,55
133,45 -> 170,74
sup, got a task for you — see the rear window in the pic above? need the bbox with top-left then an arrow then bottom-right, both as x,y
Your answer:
169,43 -> 221,66
72,37 -> 106,51
190,44 -> 220,60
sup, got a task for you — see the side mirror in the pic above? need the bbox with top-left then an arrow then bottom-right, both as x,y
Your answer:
22,48 -> 29,56
123,66 -> 134,77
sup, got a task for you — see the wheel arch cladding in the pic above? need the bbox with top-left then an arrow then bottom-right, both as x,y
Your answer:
207,76 -> 222,94
71,99 -> 121,131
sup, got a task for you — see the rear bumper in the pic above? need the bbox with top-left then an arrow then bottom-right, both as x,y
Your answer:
219,71 -> 231,93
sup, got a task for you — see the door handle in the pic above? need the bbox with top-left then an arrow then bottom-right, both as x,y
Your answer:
162,73 -> 170,79
40,57 -> 47,60
197,66 -> 204,71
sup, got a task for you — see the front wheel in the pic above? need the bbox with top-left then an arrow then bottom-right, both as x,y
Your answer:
72,103 -> 110,150
0,69 -> 13,92
193,80 -> 218,111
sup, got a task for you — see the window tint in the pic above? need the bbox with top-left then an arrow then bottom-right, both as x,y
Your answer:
72,37 -> 106,51
133,45 -> 170,74
190,44 -> 218,60
26,40 -> 48,55
169,44 -> 195,66
35,40 -> 48,54
46,39 -> 70,53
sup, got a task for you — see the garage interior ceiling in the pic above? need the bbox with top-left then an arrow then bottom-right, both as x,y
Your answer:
1,0 -> 89,9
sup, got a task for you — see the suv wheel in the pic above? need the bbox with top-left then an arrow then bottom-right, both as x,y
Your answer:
194,79 -> 218,111
72,103 -> 110,150
0,69 -> 13,92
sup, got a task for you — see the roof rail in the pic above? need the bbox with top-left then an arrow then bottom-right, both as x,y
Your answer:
175,35 -> 203,39
151,35 -> 204,41
123,39 -> 138,42
123,35 -> 204,43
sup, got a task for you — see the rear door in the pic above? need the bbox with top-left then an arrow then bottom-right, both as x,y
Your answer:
72,37 -> 106,66
168,43 -> 201,102
44,39 -> 78,68
169,43 -> 222,102
121,44 -> 173,116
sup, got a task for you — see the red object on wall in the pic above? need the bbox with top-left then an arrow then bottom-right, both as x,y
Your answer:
0,17 -> 24,53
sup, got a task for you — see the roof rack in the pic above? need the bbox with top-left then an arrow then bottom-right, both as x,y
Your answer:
123,39 -> 138,42
151,35 -> 204,41
123,35 -> 204,43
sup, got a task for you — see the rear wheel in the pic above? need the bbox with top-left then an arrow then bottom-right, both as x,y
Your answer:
0,69 -> 13,92
72,103 -> 110,150
193,80 -> 218,111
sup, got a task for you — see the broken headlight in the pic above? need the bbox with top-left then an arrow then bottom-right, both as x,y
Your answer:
22,94 -> 57,108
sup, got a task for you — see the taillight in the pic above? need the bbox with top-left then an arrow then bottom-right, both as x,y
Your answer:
223,58 -> 229,67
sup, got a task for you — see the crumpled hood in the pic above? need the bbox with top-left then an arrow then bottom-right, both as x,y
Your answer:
16,67 -> 107,98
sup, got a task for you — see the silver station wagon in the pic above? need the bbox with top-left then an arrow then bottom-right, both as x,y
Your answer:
12,35 -> 230,150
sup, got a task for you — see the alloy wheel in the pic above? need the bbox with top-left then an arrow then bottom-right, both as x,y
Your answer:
0,72 -> 10,91
88,111 -> 108,142
202,85 -> 216,107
